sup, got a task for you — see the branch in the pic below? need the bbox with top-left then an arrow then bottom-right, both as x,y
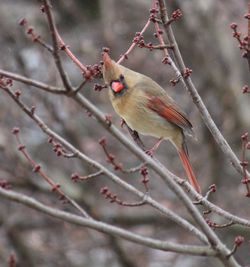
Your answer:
248,1 -> 250,70
1,47 -> 248,267
0,187 -> 216,256
43,0 -> 72,91
0,81 -> 207,244
157,0 -> 249,181
0,69 -> 65,94
117,18 -> 151,64
12,10 -> 250,228
0,2 -> 244,264
2,71 -> 249,229
181,181 -> 250,227
2,69 -> 249,226
54,27 -> 89,75
12,128 -> 91,218
2,76 -> 242,267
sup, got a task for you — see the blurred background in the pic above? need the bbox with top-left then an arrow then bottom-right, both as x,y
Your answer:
0,0 -> 249,266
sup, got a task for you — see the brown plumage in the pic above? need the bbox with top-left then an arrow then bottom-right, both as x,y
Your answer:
102,52 -> 201,193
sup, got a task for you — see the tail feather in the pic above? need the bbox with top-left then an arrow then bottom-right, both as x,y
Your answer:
178,147 -> 201,193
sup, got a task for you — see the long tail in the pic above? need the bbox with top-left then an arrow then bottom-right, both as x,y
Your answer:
178,145 -> 201,193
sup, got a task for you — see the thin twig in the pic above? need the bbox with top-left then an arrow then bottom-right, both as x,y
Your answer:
157,0 -> 249,181
0,187 -> 216,256
181,181 -> 250,227
1,53 -> 250,232
71,170 -> 103,182
117,19 -> 151,64
0,81 -> 208,244
54,29 -> 88,75
123,163 -> 146,173
12,129 -> 91,219
0,69 -> 65,94
248,1 -> 250,70
240,133 -> 250,196
0,85 -> 93,219
19,18 -> 53,53
74,79 -> 88,94
207,220 -> 234,229
43,0 -> 72,91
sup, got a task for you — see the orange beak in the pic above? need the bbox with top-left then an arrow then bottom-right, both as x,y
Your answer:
103,52 -> 113,71
102,52 -> 122,85
111,81 -> 124,93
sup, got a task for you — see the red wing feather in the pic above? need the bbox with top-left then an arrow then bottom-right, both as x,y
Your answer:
147,96 -> 192,131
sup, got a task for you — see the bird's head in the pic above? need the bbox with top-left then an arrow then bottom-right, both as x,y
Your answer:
102,52 -> 131,96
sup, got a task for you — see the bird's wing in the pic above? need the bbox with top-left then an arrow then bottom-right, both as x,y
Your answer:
147,95 -> 193,134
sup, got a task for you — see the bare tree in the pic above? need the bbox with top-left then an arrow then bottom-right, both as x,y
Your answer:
0,0 -> 249,266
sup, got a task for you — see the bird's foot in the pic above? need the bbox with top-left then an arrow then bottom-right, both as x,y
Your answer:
145,149 -> 154,157
145,137 -> 164,157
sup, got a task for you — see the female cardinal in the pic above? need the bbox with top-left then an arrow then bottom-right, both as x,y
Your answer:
102,52 -> 201,193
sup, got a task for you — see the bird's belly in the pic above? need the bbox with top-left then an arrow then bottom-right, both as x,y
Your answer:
122,107 -> 177,140
110,91 -> 179,140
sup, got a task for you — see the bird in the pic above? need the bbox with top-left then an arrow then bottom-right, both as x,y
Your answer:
102,52 -> 201,193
